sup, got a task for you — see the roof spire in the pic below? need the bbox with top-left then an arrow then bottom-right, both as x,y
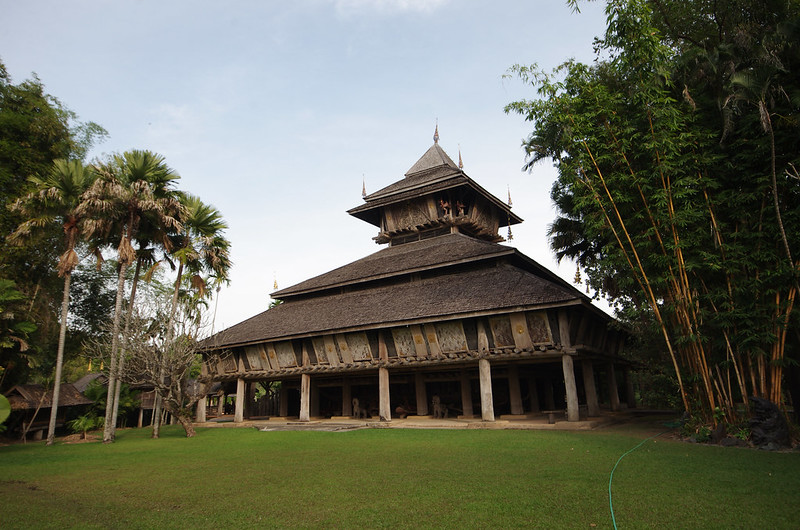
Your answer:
433,120 -> 439,144
362,174 -> 367,199
507,185 -> 513,207
458,144 -> 463,169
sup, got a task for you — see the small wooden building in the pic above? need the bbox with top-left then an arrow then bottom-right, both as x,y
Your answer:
201,133 -> 631,423
4,383 -> 93,439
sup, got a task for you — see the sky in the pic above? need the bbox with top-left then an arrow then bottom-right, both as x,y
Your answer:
0,0 -> 610,333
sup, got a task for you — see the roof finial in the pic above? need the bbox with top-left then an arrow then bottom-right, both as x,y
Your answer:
273,271 -> 278,290
433,120 -> 439,144
507,185 -> 513,207
458,144 -> 463,169
362,174 -> 367,199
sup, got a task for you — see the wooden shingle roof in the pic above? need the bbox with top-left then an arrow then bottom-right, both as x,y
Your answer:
273,233 -> 513,299
206,235 -> 586,349
4,384 -> 93,411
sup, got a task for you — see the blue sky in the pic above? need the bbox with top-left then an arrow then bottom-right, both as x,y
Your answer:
1,0 -> 609,331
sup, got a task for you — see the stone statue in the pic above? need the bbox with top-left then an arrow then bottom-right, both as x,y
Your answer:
432,395 -> 448,419
352,397 -> 368,420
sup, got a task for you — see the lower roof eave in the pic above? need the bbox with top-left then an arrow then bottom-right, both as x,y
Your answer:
201,299 -> 586,352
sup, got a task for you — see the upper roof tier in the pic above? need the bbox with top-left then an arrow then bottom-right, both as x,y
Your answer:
348,137 -> 522,244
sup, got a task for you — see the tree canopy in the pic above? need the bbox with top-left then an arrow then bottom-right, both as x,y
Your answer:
506,0 -> 800,423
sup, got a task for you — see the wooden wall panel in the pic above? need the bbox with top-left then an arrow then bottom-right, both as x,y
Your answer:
423,324 -> 442,357
265,344 -> 281,370
509,312 -> 534,350
336,334 -> 355,363
275,341 -> 297,368
312,337 -> 329,365
244,345 -> 266,371
323,335 -> 341,367
410,325 -> 429,358
435,321 -> 468,352
489,316 -> 515,347
525,311 -> 553,344
346,332 -> 372,361
392,327 -> 415,357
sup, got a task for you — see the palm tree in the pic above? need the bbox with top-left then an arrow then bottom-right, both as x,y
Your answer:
79,150 -> 183,443
9,159 -> 98,446
151,193 -> 230,438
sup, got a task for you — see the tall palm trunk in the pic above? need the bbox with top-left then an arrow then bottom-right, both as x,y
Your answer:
103,261 -> 130,443
152,260 -> 183,439
45,272 -> 71,446
110,257 -> 143,432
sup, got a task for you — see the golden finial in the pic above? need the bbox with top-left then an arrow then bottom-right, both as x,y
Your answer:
458,144 -> 463,169
273,272 -> 278,290
507,185 -> 513,207
433,121 -> 439,144
574,264 -> 582,284
362,174 -> 367,199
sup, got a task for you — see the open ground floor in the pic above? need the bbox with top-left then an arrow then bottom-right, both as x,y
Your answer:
196,355 -> 635,426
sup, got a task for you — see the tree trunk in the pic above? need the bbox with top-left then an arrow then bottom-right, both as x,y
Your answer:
110,258 -> 143,432
46,272 -> 71,446
175,412 -> 196,438
103,261 -> 130,443
152,260 -> 184,439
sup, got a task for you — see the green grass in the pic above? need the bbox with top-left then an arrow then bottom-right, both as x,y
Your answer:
1,423 -> 799,528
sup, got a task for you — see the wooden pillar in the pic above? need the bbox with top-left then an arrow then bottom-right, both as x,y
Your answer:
607,362 -> 620,412
196,396 -> 207,423
217,392 -> 225,416
508,366 -> 524,415
137,407 -> 144,428
478,358 -> 495,422
582,360 -> 600,417
299,374 -> 311,422
460,371 -> 474,418
543,379 -> 556,410
527,377 -> 540,413
562,354 -> 579,422
379,367 -> 391,421
415,373 -> 428,416
342,379 -> 352,416
279,384 -> 288,417
624,368 -> 636,409
234,378 -> 245,423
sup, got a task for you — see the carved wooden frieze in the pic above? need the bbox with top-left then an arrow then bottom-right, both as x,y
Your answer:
346,332 -> 372,361
526,311 -> 553,344
489,316 -> 515,348
435,321 -> 468,352
392,327 -> 416,357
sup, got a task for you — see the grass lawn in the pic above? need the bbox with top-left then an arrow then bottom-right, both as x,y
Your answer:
1,421 -> 799,529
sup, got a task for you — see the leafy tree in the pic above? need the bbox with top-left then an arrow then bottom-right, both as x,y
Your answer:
0,58 -> 106,391
506,0 -> 800,423
9,159 -> 98,445
86,295 -> 219,438
0,278 -> 37,388
79,150 -> 183,443
151,194 -> 230,438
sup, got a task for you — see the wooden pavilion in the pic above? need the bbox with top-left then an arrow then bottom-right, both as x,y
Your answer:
200,131 -> 632,423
